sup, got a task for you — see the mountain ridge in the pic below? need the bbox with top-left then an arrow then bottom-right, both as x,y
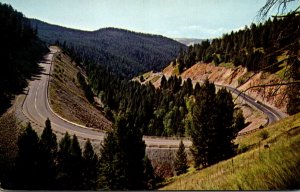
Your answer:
30,19 -> 186,78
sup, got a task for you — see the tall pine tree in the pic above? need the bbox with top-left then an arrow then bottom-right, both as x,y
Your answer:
98,131 -> 119,190
174,140 -> 189,175
82,139 -> 98,190
191,79 -> 217,168
98,114 -> 151,190
56,133 -> 83,190
15,123 -> 40,189
215,88 -> 237,161
38,118 -> 57,189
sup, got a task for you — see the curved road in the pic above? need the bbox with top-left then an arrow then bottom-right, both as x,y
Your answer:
20,47 -> 191,148
19,47 -> 286,147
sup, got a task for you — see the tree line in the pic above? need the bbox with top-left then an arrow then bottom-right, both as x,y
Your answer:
175,13 -> 300,115
0,3 -> 48,115
0,117 -> 156,190
176,13 -> 299,73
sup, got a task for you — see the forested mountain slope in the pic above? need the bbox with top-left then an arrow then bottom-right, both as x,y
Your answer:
174,13 -> 300,115
30,19 -> 186,78
0,3 -> 48,115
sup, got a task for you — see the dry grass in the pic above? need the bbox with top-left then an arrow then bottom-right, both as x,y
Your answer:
161,113 -> 300,190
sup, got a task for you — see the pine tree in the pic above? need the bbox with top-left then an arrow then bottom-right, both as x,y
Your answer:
174,140 -> 189,175
215,88 -> 237,161
98,131 -> 119,190
160,75 -> 167,89
69,135 -> 83,189
143,156 -> 156,189
82,139 -> 98,190
99,114 -> 148,190
57,133 -> 84,190
56,132 -> 72,189
114,114 -> 146,190
234,109 -> 246,131
191,80 -> 217,168
15,123 -> 40,189
39,118 -> 57,189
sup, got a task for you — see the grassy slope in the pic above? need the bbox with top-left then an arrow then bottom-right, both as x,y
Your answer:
49,47 -> 111,130
161,113 -> 300,190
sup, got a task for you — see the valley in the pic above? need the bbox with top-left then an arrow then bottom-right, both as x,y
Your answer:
0,1 -> 299,190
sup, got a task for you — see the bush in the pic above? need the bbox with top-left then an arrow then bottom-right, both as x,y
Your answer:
259,130 -> 269,140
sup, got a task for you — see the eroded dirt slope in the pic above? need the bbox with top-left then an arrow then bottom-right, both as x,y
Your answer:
136,62 -> 290,134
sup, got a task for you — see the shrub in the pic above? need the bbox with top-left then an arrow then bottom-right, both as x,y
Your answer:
259,130 -> 269,140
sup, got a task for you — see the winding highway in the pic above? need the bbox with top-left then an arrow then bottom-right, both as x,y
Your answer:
19,47 -> 191,148
17,47 -> 287,147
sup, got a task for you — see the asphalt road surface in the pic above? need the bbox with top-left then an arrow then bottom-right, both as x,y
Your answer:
19,48 -> 287,147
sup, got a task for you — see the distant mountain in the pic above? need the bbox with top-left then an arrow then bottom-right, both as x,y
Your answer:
30,19 -> 186,78
174,38 -> 206,46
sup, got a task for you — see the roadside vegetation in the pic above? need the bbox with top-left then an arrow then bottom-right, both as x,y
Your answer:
161,112 -> 300,190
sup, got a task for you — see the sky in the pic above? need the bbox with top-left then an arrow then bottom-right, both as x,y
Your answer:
0,0 -> 298,39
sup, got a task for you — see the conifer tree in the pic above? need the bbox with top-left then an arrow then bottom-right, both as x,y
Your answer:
143,156 -> 156,189
234,109 -> 246,131
39,118 -> 57,189
82,139 -> 98,190
114,114 -> 146,190
215,88 -> 237,161
15,123 -> 40,189
98,131 -> 119,190
99,114 -> 148,190
160,75 -> 167,89
69,135 -> 83,189
56,132 -> 72,189
174,140 -> 189,175
191,79 -> 217,168
57,133 -> 84,190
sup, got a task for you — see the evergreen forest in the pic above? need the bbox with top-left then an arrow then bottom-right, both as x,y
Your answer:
30,19 -> 186,78
0,3 -> 48,114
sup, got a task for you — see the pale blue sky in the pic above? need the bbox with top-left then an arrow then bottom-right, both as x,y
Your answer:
1,0 -> 298,38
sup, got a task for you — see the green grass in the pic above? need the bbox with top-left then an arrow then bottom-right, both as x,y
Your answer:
219,62 -> 234,68
161,113 -> 300,190
275,51 -> 289,80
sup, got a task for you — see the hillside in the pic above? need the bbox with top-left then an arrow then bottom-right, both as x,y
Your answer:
30,19 -> 186,78
161,112 -> 300,190
173,13 -> 300,115
49,46 -> 111,130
